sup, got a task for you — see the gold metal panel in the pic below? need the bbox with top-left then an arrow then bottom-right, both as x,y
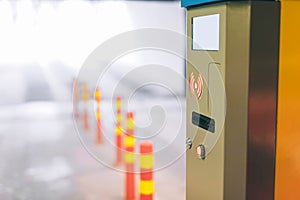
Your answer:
186,3 -> 227,200
186,2 -> 280,200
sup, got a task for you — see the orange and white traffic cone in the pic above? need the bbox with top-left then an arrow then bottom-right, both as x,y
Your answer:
115,97 -> 123,165
139,142 -> 154,200
94,88 -> 103,144
82,83 -> 89,131
125,112 -> 135,200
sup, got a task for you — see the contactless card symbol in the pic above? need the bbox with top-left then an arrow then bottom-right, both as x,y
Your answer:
189,72 -> 203,100
196,74 -> 203,99
189,72 -> 195,95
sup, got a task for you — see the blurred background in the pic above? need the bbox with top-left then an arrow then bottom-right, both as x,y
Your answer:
0,0 -> 186,199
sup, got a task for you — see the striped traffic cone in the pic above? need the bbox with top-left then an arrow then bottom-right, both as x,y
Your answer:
94,88 -> 103,144
125,112 -> 135,200
115,97 -> 123,165
82,83 -> 89,131
73,79 -> 79,119
139,142 -> 154,200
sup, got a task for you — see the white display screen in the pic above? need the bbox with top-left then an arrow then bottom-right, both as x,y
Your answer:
192,14 -> 220,51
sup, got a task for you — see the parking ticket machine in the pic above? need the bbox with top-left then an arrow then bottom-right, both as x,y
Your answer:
183,0 -> 280,199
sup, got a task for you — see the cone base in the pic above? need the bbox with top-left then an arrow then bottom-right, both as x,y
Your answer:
140,194 -> 153,200
83,110 -> 89,131
126,172 -> 135,200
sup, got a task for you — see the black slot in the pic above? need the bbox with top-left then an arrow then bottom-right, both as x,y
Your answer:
192,111 -> 215,133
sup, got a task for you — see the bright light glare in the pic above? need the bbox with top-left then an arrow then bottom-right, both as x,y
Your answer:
0,0 -> 132,69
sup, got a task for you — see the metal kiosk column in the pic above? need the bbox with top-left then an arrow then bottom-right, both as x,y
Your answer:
182,0 -> 280,199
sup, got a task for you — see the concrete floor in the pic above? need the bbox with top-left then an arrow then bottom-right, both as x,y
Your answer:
0,98 -> 186,200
